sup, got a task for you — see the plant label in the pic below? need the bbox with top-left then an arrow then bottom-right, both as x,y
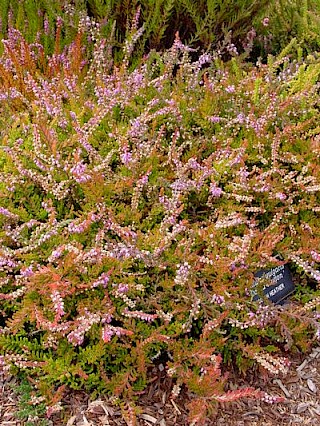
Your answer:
251,264 -> 295,304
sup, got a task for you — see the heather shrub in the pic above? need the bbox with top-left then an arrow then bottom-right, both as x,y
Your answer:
255,0 -> 320,57
85,0 -> 320,59
1,0 -> 320,61
0,23 -> 320,423
101,0 -> 270,57
0,0 -> 65,53
1,0 -> 266,52
0,0 -> 114,56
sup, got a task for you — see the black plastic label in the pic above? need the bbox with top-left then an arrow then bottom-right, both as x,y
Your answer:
251,264 -> 295,304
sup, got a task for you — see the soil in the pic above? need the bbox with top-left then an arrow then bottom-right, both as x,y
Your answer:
1,347 -> 320,426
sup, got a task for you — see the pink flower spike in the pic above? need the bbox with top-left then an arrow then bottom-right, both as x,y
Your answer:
210,183 -> 223,197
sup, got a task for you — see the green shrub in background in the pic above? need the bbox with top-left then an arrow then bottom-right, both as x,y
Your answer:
1,0 -> 319,61
0,20 -> 319,423
0,0 -> 69,59
99,0 -> 270,57
0,0 -> 64,51
256,0 -> 320,56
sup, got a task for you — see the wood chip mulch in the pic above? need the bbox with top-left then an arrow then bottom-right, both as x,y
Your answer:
1,347 -> 320,426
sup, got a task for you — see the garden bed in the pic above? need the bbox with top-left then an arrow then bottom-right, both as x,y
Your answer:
1,346 -> 319,425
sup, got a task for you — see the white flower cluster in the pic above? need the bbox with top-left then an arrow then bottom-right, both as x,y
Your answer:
253,352 -> 290,375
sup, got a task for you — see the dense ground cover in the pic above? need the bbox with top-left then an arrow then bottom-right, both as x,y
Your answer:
0,7 -> 319,426
1,0 -> 320,60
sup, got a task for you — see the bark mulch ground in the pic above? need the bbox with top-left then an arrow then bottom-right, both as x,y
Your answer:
1,347 -> 320,426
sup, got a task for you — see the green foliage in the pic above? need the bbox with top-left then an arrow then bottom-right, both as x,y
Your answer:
0,0 -> 91,55
256,0 -> 320,56
1,0 -> 319,63
0,0 -> 61,53
10,377 -> 49,426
